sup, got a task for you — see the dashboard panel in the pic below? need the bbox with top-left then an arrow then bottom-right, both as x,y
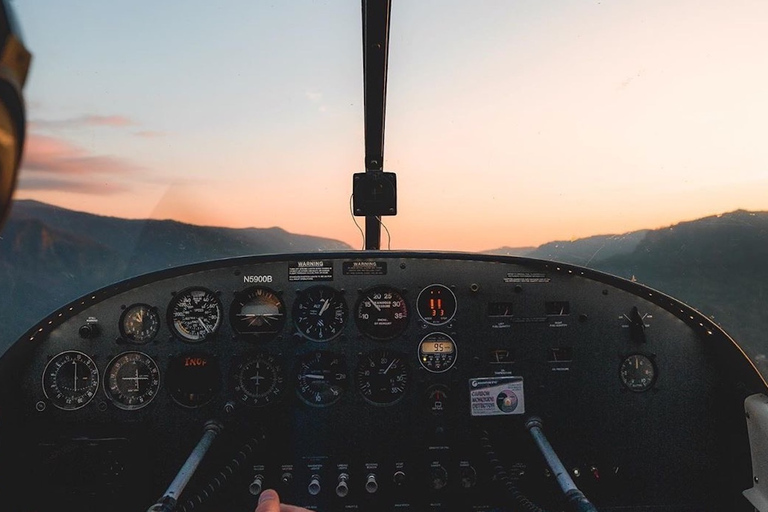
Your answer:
0,252 -> 765,512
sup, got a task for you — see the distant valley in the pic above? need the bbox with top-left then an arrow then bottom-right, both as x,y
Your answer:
1,201 -> 767,377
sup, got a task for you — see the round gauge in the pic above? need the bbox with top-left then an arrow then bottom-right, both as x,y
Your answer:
296,351 -> 348,407
119,303 -> 160,343
42,351 -> 100,411
418,332 -> 457,373
104,352 -> 160,410
230,287 -> 286,339
231,353 -> 286,407
293,286 -> 348,342
166,352 -> 221,408
168,288 -> 222,343
356,349 -> 410,405
417,284 -> 457,326
354,286 -> 409,340
619,354 -> 657,392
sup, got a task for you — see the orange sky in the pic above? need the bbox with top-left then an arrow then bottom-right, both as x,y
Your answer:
13,0 -> 768,252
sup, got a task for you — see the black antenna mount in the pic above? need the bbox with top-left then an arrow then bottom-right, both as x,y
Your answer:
355,0 -> 396,250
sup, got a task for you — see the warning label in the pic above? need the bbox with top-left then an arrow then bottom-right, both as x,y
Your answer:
342,261 -> 387,276
469,377 -> 525,417
504,272 -> 550,284
288,260 -> 333,282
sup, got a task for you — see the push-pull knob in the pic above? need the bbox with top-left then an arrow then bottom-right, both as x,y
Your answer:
365,473 -> 379,494
308,475 -> 321,496
335,474 -> 350,497
249,474 -> 264,496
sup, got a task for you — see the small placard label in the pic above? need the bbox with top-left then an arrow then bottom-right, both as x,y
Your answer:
469,377 -> 525,417
342,261 -> 387,276
288,260 -> 333,282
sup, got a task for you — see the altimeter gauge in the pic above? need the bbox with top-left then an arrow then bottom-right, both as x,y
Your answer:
119,303 -> 160,343
104,351 -> 160,410
293,286 -> 348,342
168,288 -> 222,343
42,351 -> 100,411
230,287 -> 286,340
355,349 -> 409,405
231,353 -> 286,407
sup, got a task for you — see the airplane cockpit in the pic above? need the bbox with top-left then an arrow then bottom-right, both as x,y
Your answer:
1,2 -> 768,512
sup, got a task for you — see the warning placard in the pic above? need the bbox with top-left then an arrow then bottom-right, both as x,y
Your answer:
288,260 -> 333,282
469,377 -> 525,417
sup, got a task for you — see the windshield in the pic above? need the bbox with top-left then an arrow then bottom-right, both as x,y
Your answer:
4,0 -> 768,377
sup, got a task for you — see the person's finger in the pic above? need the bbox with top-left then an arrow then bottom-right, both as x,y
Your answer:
254,489 -> 281,512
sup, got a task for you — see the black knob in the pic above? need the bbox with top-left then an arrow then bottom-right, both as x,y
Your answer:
79,323 -> 99,339
429,464 -> 448,491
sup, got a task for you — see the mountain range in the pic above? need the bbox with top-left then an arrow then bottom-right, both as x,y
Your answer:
1,201 -> 767,377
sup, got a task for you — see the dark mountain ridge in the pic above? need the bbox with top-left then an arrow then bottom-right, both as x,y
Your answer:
2,202 -> 767,378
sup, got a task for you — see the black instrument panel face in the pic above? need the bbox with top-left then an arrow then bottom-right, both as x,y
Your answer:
6,253 -> 764,512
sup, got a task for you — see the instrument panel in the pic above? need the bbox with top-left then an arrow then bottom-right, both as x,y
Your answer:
0,252 -> 765,512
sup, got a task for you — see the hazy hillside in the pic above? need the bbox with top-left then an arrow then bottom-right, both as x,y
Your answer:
590,211 -> 768,375
2,202 -> 767,378
0,200 -> 352,349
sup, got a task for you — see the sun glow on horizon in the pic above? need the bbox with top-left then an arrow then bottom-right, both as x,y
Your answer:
12,0 -> 768,253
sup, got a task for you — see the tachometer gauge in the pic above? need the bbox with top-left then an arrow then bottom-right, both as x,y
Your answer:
293,286 -> 348,342
296,351 -> 348,407
104,352 -> 160,410
119,303 -> 160,344
230,287 -> 286,340
354,286 -> 409,340
42,351 -> 100,411
166,352 -> 221,408
417,284 -> 457,326
619,353 -> 657,392
231,353 -> 286,407
418,332 -> 457,373
168,288 -> 222,343
355,349 -> 409,405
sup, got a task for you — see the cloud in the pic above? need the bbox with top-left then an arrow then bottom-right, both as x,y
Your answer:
29,115 -> 136,130
15,133 -> 142,195
16,176 -> 130,195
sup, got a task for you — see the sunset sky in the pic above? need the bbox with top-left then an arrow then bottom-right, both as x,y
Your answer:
11,0 -> 768,251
